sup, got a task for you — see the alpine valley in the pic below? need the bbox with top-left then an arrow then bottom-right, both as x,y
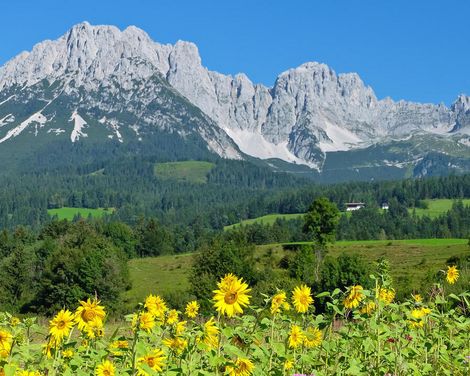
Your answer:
0,22 -> 469,180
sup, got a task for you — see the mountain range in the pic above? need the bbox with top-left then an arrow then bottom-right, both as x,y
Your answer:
0,22 -> 469,180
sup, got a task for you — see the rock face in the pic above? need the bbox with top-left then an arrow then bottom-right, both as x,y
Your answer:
0,22 -> 469,171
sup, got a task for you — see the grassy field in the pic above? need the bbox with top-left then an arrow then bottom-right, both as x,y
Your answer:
224,213 -> 304,230
47,207 -> 114,220
124,238 -> 469,304
125,253 -> 193,308
410,198 -> 470,218
154,160 -> 215,184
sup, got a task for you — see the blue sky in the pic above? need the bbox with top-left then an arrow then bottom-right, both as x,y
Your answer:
1,0 -> 469,104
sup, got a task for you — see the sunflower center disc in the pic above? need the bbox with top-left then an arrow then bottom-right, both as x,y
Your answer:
224,292 -> 237,304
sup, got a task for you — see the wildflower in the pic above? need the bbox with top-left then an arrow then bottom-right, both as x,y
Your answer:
377,287 -> 395,305
0,330 -> 12,358
292,285 -> 313,313
270,291 -> 287,315
408,320 -> 424,329
15,371 -> 41,376
225,357 -> 254,376
144,294 -> 167,319
75,298 -> 106,333
185,301 -> 199,318
446,265 -> 459,284
49,309 -> 74,344
95,359 -> 115,376
138,349 -> 166,373
213,274 -> 251,317
162,336 -> 188,354
303,326 -> 322,348
288,325 -> 304,349
412,294 -> 422,303
166,309 -> 179,325
344,285 -> 364,309
10,317 -> 20,327
411,307 -> 431,320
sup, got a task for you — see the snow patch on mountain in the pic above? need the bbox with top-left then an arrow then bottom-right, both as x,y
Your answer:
224,127 -> 311,166
69,110 -> 88,142
318,121 -> 364,152
0,114 -> 14,127
0,111 -> 47,143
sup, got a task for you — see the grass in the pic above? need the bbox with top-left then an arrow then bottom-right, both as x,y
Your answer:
154,161 -> 215,184
125,238 -> 469,303
224,213 -> 304,230
125,253 -> 193,309
47,207 -> 114,221
410,198 -> 470,218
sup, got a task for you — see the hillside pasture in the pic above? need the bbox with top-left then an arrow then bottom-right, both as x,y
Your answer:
410,198 -> 470,218
125,238 -> 469,304
154,160 -> 215,184
47,207 -> 114,220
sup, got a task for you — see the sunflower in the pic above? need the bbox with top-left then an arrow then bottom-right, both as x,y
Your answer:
343,285 -> 364,309
49,309 -> 74,344
185,300 -> 199,318
166,309 -> 179,325
162,336 -> 188,354
175,321 -> 186,335
0,330 -> 12,358
270,291 -> 287,315
144,294 -> 167,319
219,273 -> 238,289
213,275 -> 251,317
303,326 -> 322,348
109,340 -> 129,356
200,316 -> 219,349
133,312 -> 155,332
412,294 -> 422,303
288,324 -> 304,349
292,285 -> 313,313
138,349 -> 166,373
83,316 -> 105,339
283,359 -> 294,370
377,287 -> 395,305
225,357 -> 254,376
75,298 -> 106,333
95,359 -> 115,376
62,348 -> 74,358
446,265 -> 459,284
360,301 -> 376,315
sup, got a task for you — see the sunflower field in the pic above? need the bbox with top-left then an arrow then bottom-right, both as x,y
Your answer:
0,266 -> 468,376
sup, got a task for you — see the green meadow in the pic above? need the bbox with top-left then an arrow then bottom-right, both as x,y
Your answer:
125,238 -> 469,305
154,160 -> 215,184
47,207 -> 114,220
